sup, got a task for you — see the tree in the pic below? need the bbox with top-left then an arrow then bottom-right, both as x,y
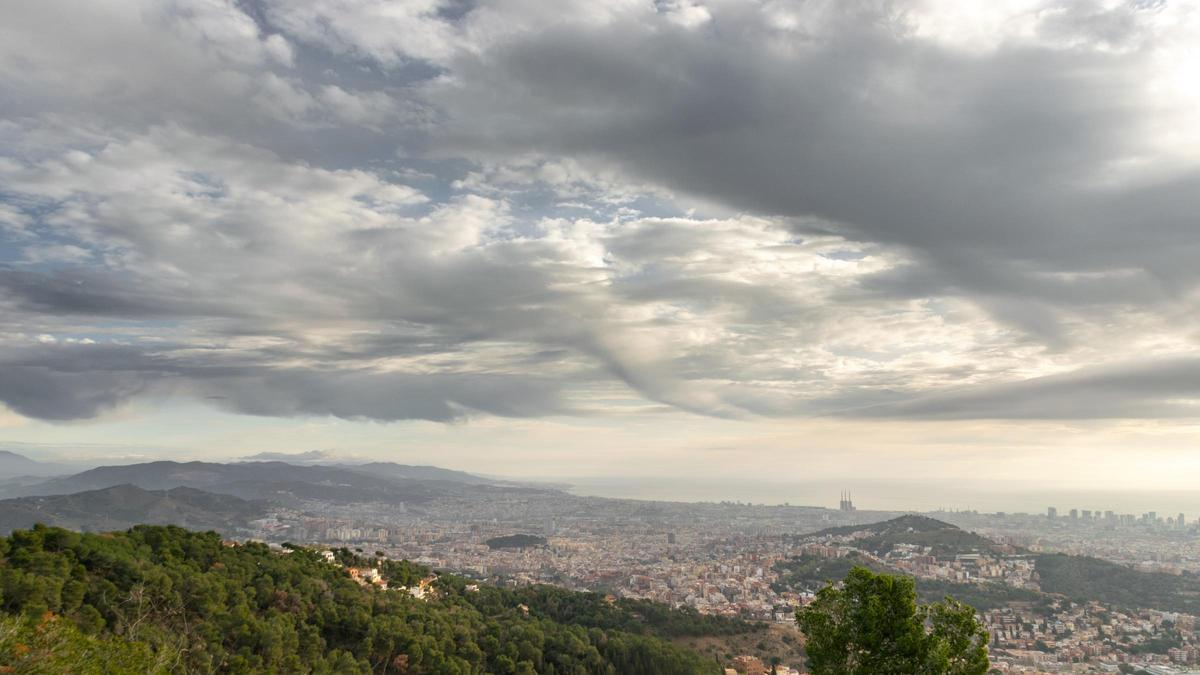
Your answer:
0,525 -> 731,674
796,566 -> 988,675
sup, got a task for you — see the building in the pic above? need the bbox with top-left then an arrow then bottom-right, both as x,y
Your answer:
730,655 -> 768,675
839,491 -> 856,512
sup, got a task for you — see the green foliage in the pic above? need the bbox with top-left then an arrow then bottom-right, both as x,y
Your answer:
497,584 -> 759,638
0,524 -> 729,674
915,579 -> 1040,613
775,553 -> 1037,613
807,516 -> 996,556
773,552 -> 888,593
1036,553 -> 1200,614
483,534 -> 547,550
0,613 -> 174,673
1128,629 -> 1184,655
796,566 -> 989,675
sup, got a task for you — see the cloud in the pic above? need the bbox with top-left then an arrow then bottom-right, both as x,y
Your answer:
844,357 -> 1200,420
0,121 -> 916,421
418,0 -> 1200,338
2,0 -> 1200,426
0,342 -> 566,422
239,449 -> 332,462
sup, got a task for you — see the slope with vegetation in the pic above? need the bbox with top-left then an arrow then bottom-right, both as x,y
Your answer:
484,534 -> 547,550
1036,553 -> 1200,615
773,551 -> 1040,612
807,514 -> 1001,557
0,484 -> 266,535
0,524 -> 751,674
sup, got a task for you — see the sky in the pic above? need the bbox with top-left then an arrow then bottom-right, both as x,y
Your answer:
2,0 -> 1200,509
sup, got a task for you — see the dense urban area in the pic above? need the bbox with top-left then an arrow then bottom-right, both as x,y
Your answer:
3,457 -> 1200,673
237,481 -> 1200,674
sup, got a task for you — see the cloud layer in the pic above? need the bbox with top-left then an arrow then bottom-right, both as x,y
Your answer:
2,0 -> 1199,424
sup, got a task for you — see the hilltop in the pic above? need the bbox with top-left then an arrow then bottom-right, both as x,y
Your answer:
808,514 -> 1001,556
781,514 -> 1200,620
0,449 -> 72,478
485,533 -> 547,550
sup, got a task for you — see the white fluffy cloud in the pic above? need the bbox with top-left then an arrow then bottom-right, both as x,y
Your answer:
2,0 -> 1200,426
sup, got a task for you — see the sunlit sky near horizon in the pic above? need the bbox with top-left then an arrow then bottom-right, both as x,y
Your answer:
3,0 -> 1200,509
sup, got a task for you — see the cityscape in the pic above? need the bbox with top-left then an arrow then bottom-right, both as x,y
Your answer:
5,0 -> 1200,672
203,480 -> 1200,674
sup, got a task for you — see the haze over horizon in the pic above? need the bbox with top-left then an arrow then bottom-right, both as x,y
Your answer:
4,0 -> 1200,504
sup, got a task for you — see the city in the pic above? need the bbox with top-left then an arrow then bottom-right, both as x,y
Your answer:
224,486 -> 1200,674
4,0 -> 1200,672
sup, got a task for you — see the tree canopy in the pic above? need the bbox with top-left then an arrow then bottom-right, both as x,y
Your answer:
796,566 -> 989,675
0,523 -> 752,674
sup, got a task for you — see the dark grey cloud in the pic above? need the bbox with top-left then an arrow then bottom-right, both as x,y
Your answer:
0,342 -> 566,422
422,0 -> 1200,341
1,0 -> 1199,426
0,267 -> 234,319
843,357 -> 1200,420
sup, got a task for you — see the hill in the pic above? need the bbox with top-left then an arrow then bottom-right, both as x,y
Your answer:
486,534 -> 547,550
0,484 -> 265,534
1036,553 -> 1200,615
15,460 -> 392,494
807,515 -> 1000,556
777,516 -> 1040,613
788,516 -> 1200,616
810,514 -> 956,538
340,462 -> 498,485
0,450 -> 72,478
4,460 -> 506,506
772,551 -> 1040,612
231,453 -> 499,485
0,524 -> 753,673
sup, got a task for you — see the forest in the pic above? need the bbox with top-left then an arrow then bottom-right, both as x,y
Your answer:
1035,553 -> 1200,615
0,524 -> 757,674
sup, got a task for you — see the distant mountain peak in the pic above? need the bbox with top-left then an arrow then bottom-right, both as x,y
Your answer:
0,450 -> 72,478
238,450 -> 333,463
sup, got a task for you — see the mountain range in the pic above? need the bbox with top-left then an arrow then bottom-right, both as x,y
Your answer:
0,450 -> 73,477
0,459 -> 503,501
0,458 -> 543,534
0,484 -> 265,534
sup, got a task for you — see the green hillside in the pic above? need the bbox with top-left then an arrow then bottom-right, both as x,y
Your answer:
0,484 -> 265,534
485,534 -> 547,550
0,524 -> 748,674
807,515 -> 1001,557
772,552 -> 1038,612
1036,553 -> 1200,614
